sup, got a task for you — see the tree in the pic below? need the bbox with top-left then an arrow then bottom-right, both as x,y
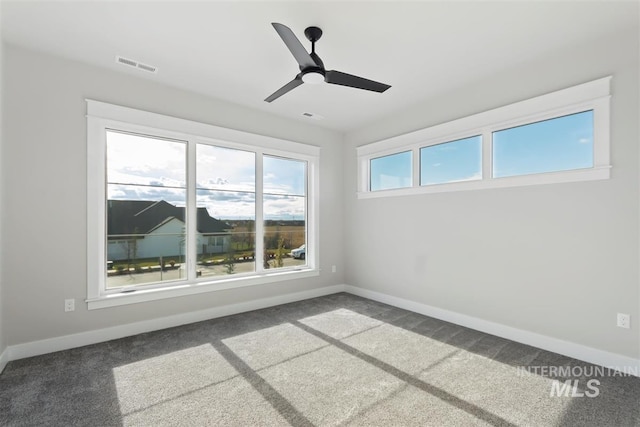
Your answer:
120,227 -> 140,274
275,236 -> 286,268
223,247 -> 236,274
245,220 -> 255,251
263,250 -> 271,269
223,235 -> 236,274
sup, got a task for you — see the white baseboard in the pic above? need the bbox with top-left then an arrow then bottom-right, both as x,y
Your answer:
344,285 -> 640,377
5,283 -> 639,378
6,284 -> 347,363
0,347 -> 8,374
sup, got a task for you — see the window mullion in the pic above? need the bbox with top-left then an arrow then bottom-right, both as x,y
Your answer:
412,147 -> 420,187
187,139 -> 197,281
482,130 -> 493,180
255,151 -> 265,274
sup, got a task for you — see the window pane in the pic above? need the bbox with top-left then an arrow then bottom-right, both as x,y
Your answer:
263,156 -> 306,196
196,144 -> 257,277
263,155 -> 307,270
493,110 -> 594,178
196,190 -> 256,276
370,151 -> 412,191
106,130 -> 187,289
196,145 -> 255,192
420,136 -> 482,185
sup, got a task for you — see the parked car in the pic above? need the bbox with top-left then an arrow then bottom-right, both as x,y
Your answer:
290,244 -> 306,259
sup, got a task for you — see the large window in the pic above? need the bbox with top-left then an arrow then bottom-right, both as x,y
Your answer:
106,131 -> 187,288
357,77 -> 611,197
87,100 -> 319,309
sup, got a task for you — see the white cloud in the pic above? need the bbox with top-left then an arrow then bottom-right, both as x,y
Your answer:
107,132 -> 305,219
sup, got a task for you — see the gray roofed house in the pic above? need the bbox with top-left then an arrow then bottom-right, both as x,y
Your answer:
107,200 -> 232,261
107,200 -> 230,236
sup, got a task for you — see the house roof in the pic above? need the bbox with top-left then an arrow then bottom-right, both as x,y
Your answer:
107,200 -> 230,237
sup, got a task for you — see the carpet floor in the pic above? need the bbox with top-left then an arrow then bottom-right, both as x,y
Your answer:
1,293 -> 638,426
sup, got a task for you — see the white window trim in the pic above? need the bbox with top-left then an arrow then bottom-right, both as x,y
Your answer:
357,76 -> 611,198
87,100 -> 320,310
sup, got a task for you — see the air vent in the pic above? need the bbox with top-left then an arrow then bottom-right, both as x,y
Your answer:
301,112 -> 324,120
137,63 -> 157,73
115,56 -> 158,74
117,56 -> 137,67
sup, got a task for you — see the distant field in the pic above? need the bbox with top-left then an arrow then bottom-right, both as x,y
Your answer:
265,225 -> 305,249
231,224 -> 306,250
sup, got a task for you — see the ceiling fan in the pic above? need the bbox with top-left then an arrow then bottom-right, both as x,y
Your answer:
265,23 -> 391,102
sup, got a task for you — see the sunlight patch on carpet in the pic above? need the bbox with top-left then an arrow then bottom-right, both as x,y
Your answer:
298,308 -> 384,340
222,323 -> 329,371
343,322 -> 461,376
259,345 -> 404,425
420,347 -> 572,425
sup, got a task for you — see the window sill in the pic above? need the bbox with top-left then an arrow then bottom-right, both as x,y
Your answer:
357,165 -> 611,199
86,268 -> 319,310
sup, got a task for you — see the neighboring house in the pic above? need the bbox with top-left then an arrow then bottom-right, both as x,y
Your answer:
107,200 -> 231,262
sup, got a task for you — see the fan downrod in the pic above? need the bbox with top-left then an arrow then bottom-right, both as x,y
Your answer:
304,26 -> 323,43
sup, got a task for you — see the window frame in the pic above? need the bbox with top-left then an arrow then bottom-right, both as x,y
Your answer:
357,76 -> 611,198
87,100 -> 320,310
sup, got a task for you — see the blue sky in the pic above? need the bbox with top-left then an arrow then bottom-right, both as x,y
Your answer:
493,110 -> 593,177
107,132 -> 306,220
370,151 -> 412,191
421,135 -> 481,186
370,110 -> 594,191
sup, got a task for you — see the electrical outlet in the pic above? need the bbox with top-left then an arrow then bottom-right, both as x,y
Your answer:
331,265 -> 337,273
64,299 -> 75,312
617,313 -> 630,329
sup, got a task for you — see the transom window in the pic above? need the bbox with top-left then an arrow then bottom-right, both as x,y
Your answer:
420,135 -> 482,186
492,110 -> 594,178
370,151 -> 412,191
87,100 -> 319,309
358,77 -> 611,197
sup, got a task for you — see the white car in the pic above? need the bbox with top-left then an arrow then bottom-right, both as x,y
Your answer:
290,244 -> 306,259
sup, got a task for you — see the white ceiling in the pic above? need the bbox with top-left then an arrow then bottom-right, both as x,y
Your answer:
1,1 -> 637,132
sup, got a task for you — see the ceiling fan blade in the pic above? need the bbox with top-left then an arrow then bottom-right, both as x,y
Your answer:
325,70 -> 391,93
265,76 -> 304,103
272,23 -> 316,69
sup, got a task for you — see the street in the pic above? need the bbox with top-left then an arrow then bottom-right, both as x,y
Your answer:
106,257 -> 306,288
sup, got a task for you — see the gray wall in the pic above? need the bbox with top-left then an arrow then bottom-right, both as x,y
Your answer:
344,27 -> 640,359
2,44 -> 344,346
0,39 -> 5,359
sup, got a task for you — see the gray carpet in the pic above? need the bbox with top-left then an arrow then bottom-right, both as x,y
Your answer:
0,293 -> 638,426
